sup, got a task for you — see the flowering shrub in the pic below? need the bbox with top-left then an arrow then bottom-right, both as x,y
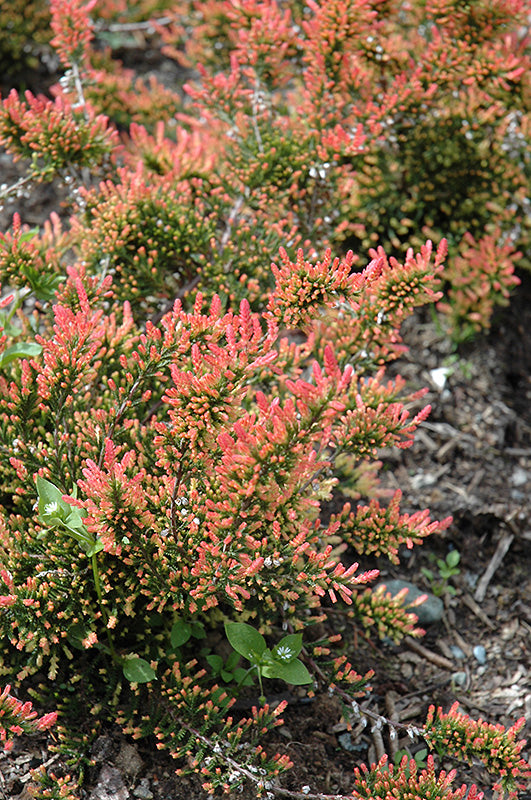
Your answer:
0,2 -> 529,798
2,0 -> 530,333
155,0 -> 531,336
27,766 -> 81,800
436,231 -> 522,339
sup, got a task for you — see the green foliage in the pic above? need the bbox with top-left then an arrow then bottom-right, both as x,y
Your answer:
394,746 -> 429,772
36,476 -> 101,556
206,649 -> 253,686
421,549 -> 461,597
0,0 -> 51,81
122,656 -> 157,683
224,621 -> 312,700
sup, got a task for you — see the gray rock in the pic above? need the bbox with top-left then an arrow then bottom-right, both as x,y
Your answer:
89,765 -> 129,800
449,645 -> 466,660
473,644 -> 487,665
133,780 -> 153,800
116,741 -> 143,779
451,671 -> 467,687
511,467 -> 529,487
337,732 -> 367,755
337,731 -> 357,752
377,579 -> 444,624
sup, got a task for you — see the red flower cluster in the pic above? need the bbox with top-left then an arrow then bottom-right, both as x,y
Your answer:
0,684 -> 57,752
50,0 -> 97,67
425,702 -> 531,799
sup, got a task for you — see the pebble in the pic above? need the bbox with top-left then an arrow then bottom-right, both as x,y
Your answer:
429,366 -> 450,390
133,779 -> 153,800
449,645 -> 465,660
277,725 -> 292,739
473,645 -> 487,665
451,671 -> 467,687
337,731 -> 356,752
511,467 -> 528,487
337,732 -> 368,755
464,571 -> 479,590
377,579 -> 444,624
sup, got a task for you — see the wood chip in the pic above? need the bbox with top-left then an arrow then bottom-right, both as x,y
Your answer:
462,593 -> 496,629
466,468 -> 485,496
436,638 -> 454,661
371,725 -> 386,761
474,532 -> 515,602
385,692 -> 399,759
452,629 -> 473,658
396,700 -> 426,721
436,438 -> 459,463
404,637 -> 455,671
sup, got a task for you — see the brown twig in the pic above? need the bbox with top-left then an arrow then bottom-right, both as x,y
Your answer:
385,691 -> 399,759
474,532 -> 514,602
461,593 -> 496,630
404,637 -> 455,671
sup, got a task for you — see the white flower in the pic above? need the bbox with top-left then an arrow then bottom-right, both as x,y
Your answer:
275,645 -> 294,662
44,502 -> 59,516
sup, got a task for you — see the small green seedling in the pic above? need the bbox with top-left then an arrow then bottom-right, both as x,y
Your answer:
421,549 -> 461,597
168,618 -> 206,653
224,621 -> 312,703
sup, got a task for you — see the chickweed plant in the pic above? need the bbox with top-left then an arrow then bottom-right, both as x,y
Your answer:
0,1 -> 529,798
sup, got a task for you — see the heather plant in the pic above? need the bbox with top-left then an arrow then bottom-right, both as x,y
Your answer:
155,0 -> 531,337
0,239 -> 529,795
2,0 -> 530,334
0,2 -> 530,799
425,704 -> 529,799
0,0 -> 175,85
27,767 -> 81,800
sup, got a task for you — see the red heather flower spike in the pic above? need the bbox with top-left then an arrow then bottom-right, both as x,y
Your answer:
50,0 -> 97,67
79,441 -> 156,555
34,301 -> 106,406
337,490 -> 452,564
0,685 -> 57,752
227,0 -> 301,86
266,247 -> 381,329
0,291 -> 13,313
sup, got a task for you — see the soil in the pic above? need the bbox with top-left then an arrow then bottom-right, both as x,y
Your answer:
1,54 -> 530,800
